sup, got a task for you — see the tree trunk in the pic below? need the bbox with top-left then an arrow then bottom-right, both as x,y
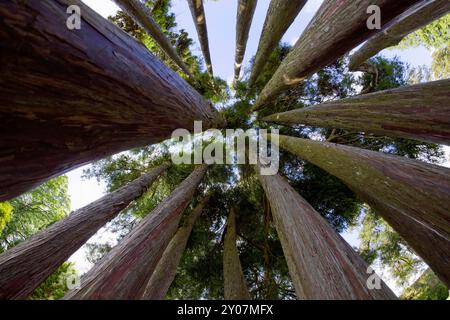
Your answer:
234,0 -> 258,84
263,79 -> 450,145
187,0 -> 213,76
248,0 -> 307,87
223,208 -> 251,300
267,133 -> 450,287
64,165 -> 209,299
0,0 -> 223,202
349,0 -> 450,70
0,163 -> 169,299
253,0 -> 422,111
257,170 -> 397,299
141,194 -> 210,300
113,0 -> 193,78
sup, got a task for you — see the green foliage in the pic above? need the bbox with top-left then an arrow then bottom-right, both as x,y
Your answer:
401,269 -> 449,300
0,177 -> 72,299
358,210 -> 423,286
431,44 -> 450,80
30,263 -> 78,300
397,14 -> 450,50
108,0 -> 229,105
360,56 -> 407,91
0,202 -> 13,235
0,176 -> 70,251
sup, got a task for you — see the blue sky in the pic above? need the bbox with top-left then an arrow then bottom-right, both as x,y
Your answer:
71,0 -> 446,292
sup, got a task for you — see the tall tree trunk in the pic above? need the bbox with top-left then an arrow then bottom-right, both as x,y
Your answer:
0,0 -> 224,202
257,169 -> 397,299
263,79 -> 450,145
267,133 -> 450,287
248,0 -> 307,87
253,0 -> 422,111
187,0 -> 213,76
113,0 -> 193,78
64,165 -> 209,299
0,163 -> 169,299
234,0 -> 258,84
349,0 -> 450,70
223,208 -> 251,300
141,194 -> 210,300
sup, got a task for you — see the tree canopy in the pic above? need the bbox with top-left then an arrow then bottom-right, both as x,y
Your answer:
0,0 -> 448,300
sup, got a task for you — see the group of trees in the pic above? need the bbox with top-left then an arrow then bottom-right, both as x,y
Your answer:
0,0 -> 448,299
0,177 -> 77,299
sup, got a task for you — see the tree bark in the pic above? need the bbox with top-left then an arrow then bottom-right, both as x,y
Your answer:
234,0 -> 258,84
0,163 -> 170,299
113,0 -> 193,78
257,170 -> 397,299
223,208 -> 251,300
267,134 -> 450,287
64,165 -> 208,299
248,0 -> 307,87
349,0 -> 450,70
252,0 -> 422,111
263,79 -> 450,145
141,194 -> 210,300
0,0 -> 223,202
187,0 -> 213,76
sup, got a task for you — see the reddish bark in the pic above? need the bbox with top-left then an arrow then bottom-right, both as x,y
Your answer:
0,163 -> 169,299
64,165 -> 208,299
253,0 -> 422,110
0,0 -> 223,201
258,170 -> 397,299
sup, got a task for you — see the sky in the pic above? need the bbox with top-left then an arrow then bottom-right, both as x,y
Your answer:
69,0 -> 449,293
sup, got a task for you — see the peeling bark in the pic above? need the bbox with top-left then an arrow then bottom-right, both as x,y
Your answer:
141,195 -> 210,300
0,0 -> 223,201
267,134 -> 450,287
113,0 -> 193,78
64,165 -> 209,300
234,0 -> 258,84
253,0 -> 422,111
349,0 -> 450,70
263,79 -> 450,145
257,170 -> 397,299
187,0 -> 213,76
0,163 -> 169,299
223,208 -> 251,300
248,0 -> 307,87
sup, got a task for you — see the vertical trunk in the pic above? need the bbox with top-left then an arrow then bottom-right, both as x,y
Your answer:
223,208 -> 251,300
268,134 -> 450,287
64,165 -> 209,299
262,195 -> 277,299
253,0 -> 421,110
0,0 -> 223,202
113,0 -> 193,78
257,170 -> 397,299
263,79 -> 450,145
141,195 -> 210,300
0,163 -> 170,299
349,0 -> 450,70
248,0 -> 307,87
234,0 -> 258,83
187,0 -> 214,76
